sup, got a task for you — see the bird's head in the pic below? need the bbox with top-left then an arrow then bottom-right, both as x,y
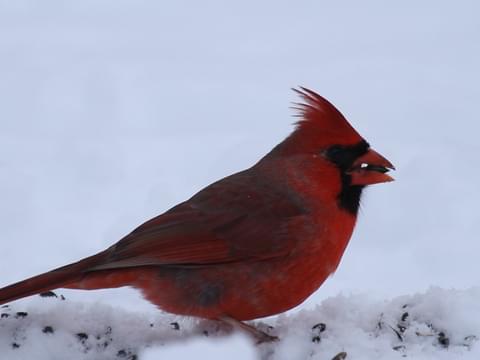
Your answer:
264,87 -> 394,214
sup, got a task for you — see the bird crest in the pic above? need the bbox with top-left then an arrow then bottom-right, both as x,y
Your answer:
290,87 -> 363,147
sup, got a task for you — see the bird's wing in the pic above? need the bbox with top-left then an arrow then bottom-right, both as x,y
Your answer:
89,170 -> 307,271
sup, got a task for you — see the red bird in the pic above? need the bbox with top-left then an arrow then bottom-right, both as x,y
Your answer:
0,88 -> 394,342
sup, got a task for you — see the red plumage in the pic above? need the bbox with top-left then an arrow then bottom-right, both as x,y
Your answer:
0,88 -> 394,341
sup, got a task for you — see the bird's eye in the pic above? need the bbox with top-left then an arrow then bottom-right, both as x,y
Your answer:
324,141 -> 370,170
325,145 -> 343,157
323,144 -> 355,170
324,145 -> 345,163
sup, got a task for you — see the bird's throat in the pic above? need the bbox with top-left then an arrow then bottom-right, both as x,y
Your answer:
338,174 -> 364,215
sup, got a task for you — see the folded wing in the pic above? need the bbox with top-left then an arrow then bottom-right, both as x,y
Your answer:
91,170 -> 307,271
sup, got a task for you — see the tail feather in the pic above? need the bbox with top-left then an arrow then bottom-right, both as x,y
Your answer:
0,250 -> 109,305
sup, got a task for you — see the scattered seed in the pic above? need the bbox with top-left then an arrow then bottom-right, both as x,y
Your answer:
393,345 -> 406,351
311,323 -> 326,343
60,295 -> 66,300
438,332 -> 449,348
397,325 -> 407,333
170,322 -> 180,330
43,326 -> 54,334
401,312 -> 409,322
1,313 -> 9,318
15,312 -> 28,318
388,325 -> 403,342
12,343 -> 20,349
76,332 -> 89,341
39,291 -> 58,298
312,323 -> 326,332
331,351 -> 347,360
117,350 -> 127,357
116,350 -> 137,360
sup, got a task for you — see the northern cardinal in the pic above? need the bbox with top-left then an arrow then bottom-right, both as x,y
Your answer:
0,88 -> 394,342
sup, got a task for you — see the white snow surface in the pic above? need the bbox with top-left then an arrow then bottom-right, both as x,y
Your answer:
0,288 -> 478,360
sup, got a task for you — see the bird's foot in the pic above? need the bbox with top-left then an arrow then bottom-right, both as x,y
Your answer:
219,316 -> 279,344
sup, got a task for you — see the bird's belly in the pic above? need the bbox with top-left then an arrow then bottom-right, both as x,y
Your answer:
136,250 -> 342,321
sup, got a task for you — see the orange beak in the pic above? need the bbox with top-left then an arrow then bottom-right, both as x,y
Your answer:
348,149 -> 395,186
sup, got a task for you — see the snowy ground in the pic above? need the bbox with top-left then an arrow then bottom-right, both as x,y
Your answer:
1,288 -> 479,360
1,0 -> 480,359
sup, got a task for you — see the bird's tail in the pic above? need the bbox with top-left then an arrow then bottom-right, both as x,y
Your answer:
0,250 -> 110,305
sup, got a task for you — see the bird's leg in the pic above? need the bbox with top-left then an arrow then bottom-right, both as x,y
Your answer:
219,316 -> 279,344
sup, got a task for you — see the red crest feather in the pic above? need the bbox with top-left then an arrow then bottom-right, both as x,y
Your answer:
288,87 -> 364,148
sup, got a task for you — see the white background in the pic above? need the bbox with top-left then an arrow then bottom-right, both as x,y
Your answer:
0,1 -> 479,358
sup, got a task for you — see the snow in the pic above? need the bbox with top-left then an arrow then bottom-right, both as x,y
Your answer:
1,288 -> 478,359
1,0 -> 479,359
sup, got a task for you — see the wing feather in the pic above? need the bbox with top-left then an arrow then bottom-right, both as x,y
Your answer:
89,169 -> 307,271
